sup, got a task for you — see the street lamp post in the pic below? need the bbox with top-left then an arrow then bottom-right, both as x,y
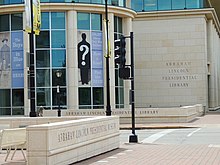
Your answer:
105,0 -> 111,116
29,0 -> 36,117
56,70 -> 62,117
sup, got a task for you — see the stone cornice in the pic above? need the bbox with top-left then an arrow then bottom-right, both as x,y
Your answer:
0,3 -> 136,18
134,8 -> 220,36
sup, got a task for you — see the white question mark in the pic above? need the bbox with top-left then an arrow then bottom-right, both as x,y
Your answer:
80,45 -> 89,66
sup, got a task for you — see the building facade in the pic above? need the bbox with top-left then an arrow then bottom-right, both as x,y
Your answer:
0,0 -> 219,116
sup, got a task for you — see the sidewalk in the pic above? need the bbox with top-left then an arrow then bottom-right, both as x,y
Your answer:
120,114 -> 220,129
1,114 -> 220,165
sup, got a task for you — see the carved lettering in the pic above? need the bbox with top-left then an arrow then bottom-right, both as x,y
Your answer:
57,122 -> 117,143
163,61 -> 197,88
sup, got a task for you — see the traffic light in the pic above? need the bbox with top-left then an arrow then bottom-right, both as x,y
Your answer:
114,35 -> 126,68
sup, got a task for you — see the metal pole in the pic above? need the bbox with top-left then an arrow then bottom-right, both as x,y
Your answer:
57,85 -> 61,117
129,32 -> 138,143
29,0 -> 36,117
105,0 -> 111,116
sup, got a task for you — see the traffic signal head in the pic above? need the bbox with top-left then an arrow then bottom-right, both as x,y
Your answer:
114,35 -> 126,68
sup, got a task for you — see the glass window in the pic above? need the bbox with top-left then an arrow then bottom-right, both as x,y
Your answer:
93,87 -> 104,107
36,50 -> 50,68
114,17 -> 118,33
0,108 -> 11,115
92,0 -> 101,3
144,0 -> 157,11
114,15 -> 124,109
51,30 -> 66,48
78,0 -> 90,2
172,0 -> 185,9
0,89 -> 10,107
37,88 -> 51,106
112,0 -> 118,6
114,16 -> 122,34
12,108 -> 24,115
10,0 -> 22,4
52,69 -> 66,86
52,50 -> 66,67
11,13 -> 23,31
79,87 -> 91,107
131,0 -> 144,11
41,13 -> 49,30
12,89 -> 24,106
91,14 -> 102,31
118,0 -> 125,7
51,12 -> 65,29
52,88 -> 66,106
158,0 -> 171,10
1,0 -> 9,4
36,69 -> 50,87
36,12 -> 67,110
186,0 -> 200,9
77,13 -> 90,30
115,69 -> 123,86
0,15 -> 9,32
118,17 -> 122,33
115,87 -> 124,108
50,0 -> 64,2
36,31 -> 50,48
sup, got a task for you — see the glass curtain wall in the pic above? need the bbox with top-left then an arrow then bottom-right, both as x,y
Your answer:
114,16 -> 124,108
0,0 -> 23,5
38,0 -> 126,7
131,0 -> 205,12
35,12 -> 67,110
77,12 -> 104,109
0,13 -> 24,115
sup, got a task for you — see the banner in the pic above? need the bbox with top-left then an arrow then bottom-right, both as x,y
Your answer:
11,32 -> 24,70
103,19 -> 110,57
25,0 -> 41,35
33,0 -> 41,35
24,0 -> 31,33
91,31 -> 104,87
11,31 -> 24,88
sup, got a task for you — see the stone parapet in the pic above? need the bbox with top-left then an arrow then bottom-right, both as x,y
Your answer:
26,116 -> 120,165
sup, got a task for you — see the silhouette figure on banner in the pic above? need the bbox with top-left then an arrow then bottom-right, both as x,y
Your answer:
0,38 -> 10,77
78,33 -> 91,85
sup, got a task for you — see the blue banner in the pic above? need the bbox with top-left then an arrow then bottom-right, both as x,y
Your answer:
11,31 -> 24,88
12,51 -> 24,69
92,68 -> 104,87
12,70 -> 24,88
92,31 -> 102,51
91,31 -> 103,87
11,32 -> 23,51
92,50 -> 103,68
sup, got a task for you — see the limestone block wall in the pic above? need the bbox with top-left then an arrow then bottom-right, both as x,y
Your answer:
207,19 -> 220,109
133,13 -> 208,108
26,116 -> 120,165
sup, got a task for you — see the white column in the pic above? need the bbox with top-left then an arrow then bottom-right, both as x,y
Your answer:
23,11 -> 30,116
123,17 -> 132,108
67,10 -> 78,110
108,13 -> 116,109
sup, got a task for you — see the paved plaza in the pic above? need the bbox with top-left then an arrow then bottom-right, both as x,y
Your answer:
1,114 -> 220,165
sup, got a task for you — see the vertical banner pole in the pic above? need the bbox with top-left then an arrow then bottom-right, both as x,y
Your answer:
105,0 -> 111,116
29,0 -> 36,117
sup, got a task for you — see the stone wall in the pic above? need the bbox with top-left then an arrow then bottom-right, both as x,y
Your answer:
133,11 -> 209,108
43,104 -> 203,123
26,116 -> 120,165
